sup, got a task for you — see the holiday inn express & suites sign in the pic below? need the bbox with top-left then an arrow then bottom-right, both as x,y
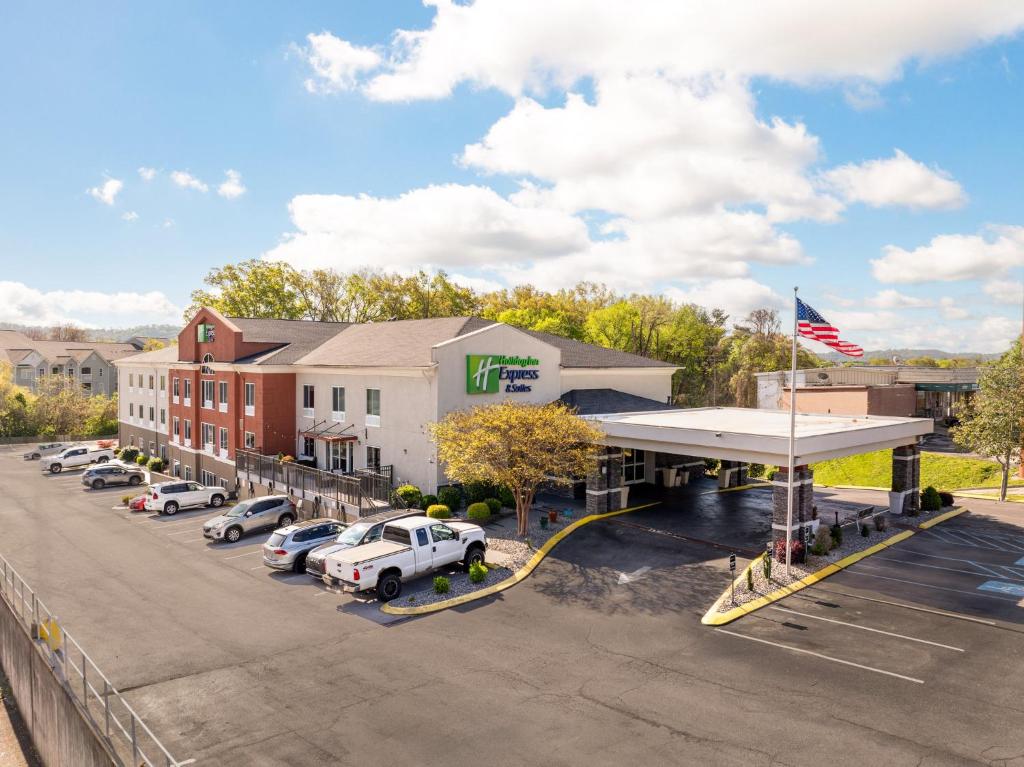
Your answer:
466,354 -> 541,394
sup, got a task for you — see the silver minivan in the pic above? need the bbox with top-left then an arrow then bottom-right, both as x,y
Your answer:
263,519 -> 346,572
203,496 -> 296,543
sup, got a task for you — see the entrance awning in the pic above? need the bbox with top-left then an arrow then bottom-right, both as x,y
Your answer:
587,407 -> 932,465
301,419 -> 357,442
302,433 -> 357,442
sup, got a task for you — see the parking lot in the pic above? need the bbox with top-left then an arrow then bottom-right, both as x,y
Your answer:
3,447 -> 1024,766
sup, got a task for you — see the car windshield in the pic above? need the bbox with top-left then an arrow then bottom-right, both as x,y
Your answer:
336,524 -> 367,545
225,501 -> 253,518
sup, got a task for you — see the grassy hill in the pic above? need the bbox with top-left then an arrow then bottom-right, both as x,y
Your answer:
813,449 -> 1024,491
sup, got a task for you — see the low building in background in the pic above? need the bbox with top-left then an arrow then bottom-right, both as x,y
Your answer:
0,329 -> 142,397
755,366 -> 978,419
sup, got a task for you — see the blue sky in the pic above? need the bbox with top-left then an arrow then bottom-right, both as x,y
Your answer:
2,1 -> 1023,352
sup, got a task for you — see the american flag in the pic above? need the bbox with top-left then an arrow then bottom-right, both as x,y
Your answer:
796,298 -> 863,357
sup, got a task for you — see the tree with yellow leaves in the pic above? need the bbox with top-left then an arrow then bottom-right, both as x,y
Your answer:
430,402 -> 604,536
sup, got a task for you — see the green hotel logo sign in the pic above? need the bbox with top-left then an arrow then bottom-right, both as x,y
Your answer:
466,354 -> 541,394
197,323 -> 216,343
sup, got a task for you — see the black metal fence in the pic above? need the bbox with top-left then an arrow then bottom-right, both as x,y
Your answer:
235,450 -> 394,515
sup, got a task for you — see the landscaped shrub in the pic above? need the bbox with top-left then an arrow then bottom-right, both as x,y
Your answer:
496,485 -> 515,509
135,454 -> 149,466
281,455 -> 295,462
774,539 -> 805,564
426,504 -> 451,519
464,481 -> 497,504
420,494 -> 438,510
746,566 -> 754,591
762,551 -> 772,581
747,463 -> 766,479
113,447 -> 122,457
467,502 -> 491,522
468,561 -> 488,584
437,486 -> 462,511
484,497 -> 502,515
704,457 -> 720,476
938,491 -> 955,508
394,484 -> 423,509
921,486 -> 942,512
830,522 -> 843,548
119,447 -> 139,463
122,495 -> 132,506
811,525 -> 832,556
874,514 -> 888,532
147,457 -> 164,473
433,576 -> 450,594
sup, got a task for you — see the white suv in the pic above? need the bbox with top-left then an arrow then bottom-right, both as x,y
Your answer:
145,481 -> 227,516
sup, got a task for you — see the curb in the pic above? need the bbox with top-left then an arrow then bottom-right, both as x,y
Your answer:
701,506 -> 969,626
699,482 -> 767,496
953,491 -> 1024,505
380,502 -> 661,616
814,484 -> 890,491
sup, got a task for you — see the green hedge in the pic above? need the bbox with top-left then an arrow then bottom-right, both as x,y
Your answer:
483,497 -> 501,515
467,502 -> 491,522
426,504 -> 451,519
394,484 -> 423,509
437,486 -> 462,511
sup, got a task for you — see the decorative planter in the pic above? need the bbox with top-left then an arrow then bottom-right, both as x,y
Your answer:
548,509 -> 558,523
621,485 -> 630,507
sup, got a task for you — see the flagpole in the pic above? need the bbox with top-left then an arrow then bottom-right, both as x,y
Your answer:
786,287 -> 799,577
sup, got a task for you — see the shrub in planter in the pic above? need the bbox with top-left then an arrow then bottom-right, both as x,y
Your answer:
467,502 -> 491,522
746,566 -> 754,591
122,495 -> 132,507
874,514 -> 888,532
469,561 -> 488,584
426,504 -> 451,519
420,494 -> 438,510
136,454 -> 149,466
762,551 -> 772,581
433,576 -> 450,594
119,447 -> 139,464
394,484 -> 423,509
437,486 -> 462,511
703,457 -> 720,476
484,497 -> 502,515
774,539 -> 805,564
830,523 -> 843,548
147,457 -> 164,473
938,491 -> 955,508
281,455 -> 295,463
464,481 -> 497,504
921,486 -> 942,512
496,485 -> 515,509
813,525 -> 832,553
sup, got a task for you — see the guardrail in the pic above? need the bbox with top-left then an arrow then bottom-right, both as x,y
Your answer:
0,554 -> 182,766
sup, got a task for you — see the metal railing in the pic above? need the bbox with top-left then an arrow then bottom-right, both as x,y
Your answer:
0,554 -> 182,766
235,450 -> 394,515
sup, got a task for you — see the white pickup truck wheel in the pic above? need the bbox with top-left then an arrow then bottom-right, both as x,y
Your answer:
209,494 -> 225,508
377,573 -> 402,602
463,545 -> 486,571
96,456 -> 109,464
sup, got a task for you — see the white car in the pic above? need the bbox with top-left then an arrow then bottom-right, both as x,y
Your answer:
23,442 -> 76,460
144,481 -> 228,515
321,516 -> 487,601
40,446 -> 115,473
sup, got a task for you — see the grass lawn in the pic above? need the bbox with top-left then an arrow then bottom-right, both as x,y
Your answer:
813,449 -> 1024,491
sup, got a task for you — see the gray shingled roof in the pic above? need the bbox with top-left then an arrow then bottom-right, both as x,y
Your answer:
297,317 -> 485,367
227,317 -> 351,365
518,328 -> 676,368
115,345 -> 181,365
558,388 -> 676,415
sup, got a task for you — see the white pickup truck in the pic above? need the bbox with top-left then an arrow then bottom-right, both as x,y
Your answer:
322,515 -> 487,601
40,446 -> 116,474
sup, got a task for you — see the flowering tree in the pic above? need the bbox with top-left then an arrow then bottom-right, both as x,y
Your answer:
430,402 -> 603,536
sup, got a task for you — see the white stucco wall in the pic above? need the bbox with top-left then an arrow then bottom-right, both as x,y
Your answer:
117,362 -> 170,436
559,367 -> 673,402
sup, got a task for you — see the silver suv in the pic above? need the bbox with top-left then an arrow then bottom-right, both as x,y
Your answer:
203,496 -> 296,543
81,464 -> 146,490
304,520 -> 384,580
263,519 -> 346,572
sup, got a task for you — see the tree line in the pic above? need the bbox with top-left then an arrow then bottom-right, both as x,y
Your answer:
0,363 -> 118,439
187,259 -> 822,407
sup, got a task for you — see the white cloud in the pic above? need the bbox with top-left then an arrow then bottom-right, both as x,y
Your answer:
871,226 -> 1024,283
938,296 -> 970,320
664,278 -> 785,323
826,309 -> 901,333
138,166 -> 157,181
217,169 -> 246,199
86,178 -> 123,206
822,150 -> 966,210
170,171 -> 208,193
0,281 -> 181,327
984,279 -> 1023,305
299,32 -> 382,93
865,289 -> 933,309
311,1 -> 1024,101
121,211 -> 139,222
161,218 -> 175,229
843,81 -> 885,110
448,273 -> 505,294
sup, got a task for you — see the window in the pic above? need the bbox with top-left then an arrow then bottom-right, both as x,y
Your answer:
159,375 -> 165,391
329,440 -> 352,472
149,441 -> 156,455
201,470 -> 217,487
202,423 -> 215,450
302,436 -> 315,458
98,369 -> 103,377
129,436 -> 135,446
51,367 -> 58,374
201,353 -> 214,375
129,374 -> 135,388
302,384 -> 315,416
183,378 -> 192,402
38,368 -> 44,377
129,403 -> 134,417
416,528 -> 430,547
81,382 -> 92,391
430,524 -> 456,542
67,367 -> 74,377
148,375 -> 155,390
366,446 -> 381,471
183,465 -> 193,481
148,406 -> 154,423
201,380 -> 214,408
331,386 -> 345,419
244,431 -> 256,449
172,377 -> 180,398
172,460 -> 180,477
81,366 -> 91,375
622,448 -> 646,484
184,419 -> 192,441
219,427 -> 228,453
366,388 -> 381,427
218,381 -> 228,411
159,408 -> 166,425
172,417 -> 180,437
244,382 -> 255,415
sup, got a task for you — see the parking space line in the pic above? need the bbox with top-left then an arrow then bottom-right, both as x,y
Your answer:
179,537 -> 205,543
934,529 -> 1002,550
249,564 -> 265,570
896,548 -> 1012,578
804,587 -> 997,626
714,628 -> 925,684
766,606 -> 964,651
956,531 -> 1024,553
223,550 -> 261,560
847,566 -> 1023,602
871,555 -> 1024,583
164,528 -> 204,536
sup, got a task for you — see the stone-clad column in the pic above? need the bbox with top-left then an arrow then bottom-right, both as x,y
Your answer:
771,465 -> 814,558
718,460 -> 742,488
890,444 -> 921,514
586,447 -> 623,515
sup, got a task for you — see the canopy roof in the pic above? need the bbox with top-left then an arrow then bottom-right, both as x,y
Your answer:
589,407 -> 932,465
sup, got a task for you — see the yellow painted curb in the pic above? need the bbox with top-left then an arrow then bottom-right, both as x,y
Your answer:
700,482 -> 766,496
918,506 -> 969,528
953,491 -> 1024,505
814,484 -> 890,492
380,502 -> 661,616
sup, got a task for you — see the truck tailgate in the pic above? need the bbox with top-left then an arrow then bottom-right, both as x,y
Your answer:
323,540 -> 409,582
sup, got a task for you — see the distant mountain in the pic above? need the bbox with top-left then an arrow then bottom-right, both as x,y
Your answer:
0,322 -> 181,343
818,348 -> 998,363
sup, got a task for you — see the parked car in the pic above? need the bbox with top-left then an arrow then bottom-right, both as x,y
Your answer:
263,519 -> 346,573
203,496 -> 296,543
40,446 -> 114,474
304,512 -> 422,580
23,442 -> 75,460
81,464 -> 146,490
144,481 -> 227,515
128,495 -> 147,511
321,516 -> 487,601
